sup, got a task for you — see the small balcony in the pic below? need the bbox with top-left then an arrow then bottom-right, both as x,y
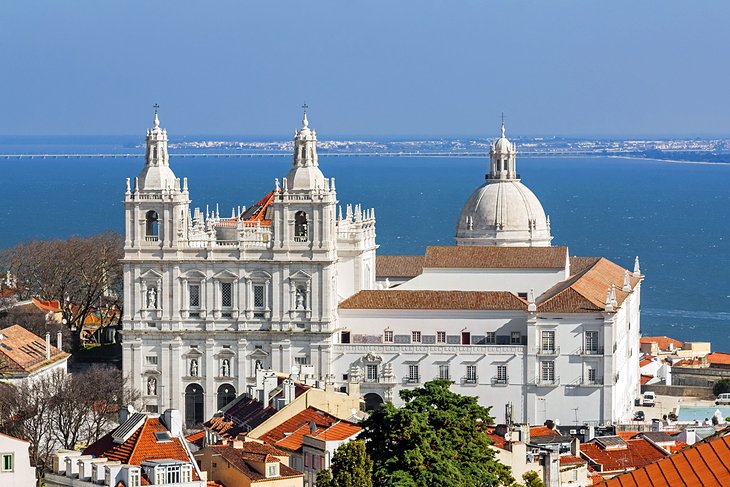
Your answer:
404,376 -> 420,385
581,377 -> 604,387
533,377 -> 560,387
491,376 -> 509,386
462,376 -> 479,386
535,346 -> 560,356
580,347 -> 604,356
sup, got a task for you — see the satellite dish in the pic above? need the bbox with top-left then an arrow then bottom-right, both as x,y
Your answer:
291,365 -> 300,375
504,432 -> 512,442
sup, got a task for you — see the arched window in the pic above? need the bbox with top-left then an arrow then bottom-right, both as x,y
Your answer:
184,384 -> 204,427
363,393 -> 384,412
145,210 -> 159,238
294,211 -> 308,242
217,384 -> 236,410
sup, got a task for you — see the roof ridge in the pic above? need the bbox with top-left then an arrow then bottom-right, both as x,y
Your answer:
126,416 -> 151,465
536,257 -> 601,308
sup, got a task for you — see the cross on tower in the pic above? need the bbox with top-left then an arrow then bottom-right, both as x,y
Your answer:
302,102 -> 308,114
153,103 -> 160,114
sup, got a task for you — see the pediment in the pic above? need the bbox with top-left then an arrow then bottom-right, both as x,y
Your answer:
140,269 -> 163,280
213,269 -> 239,280
289,270 -> 312,281
179,269 -> 206,279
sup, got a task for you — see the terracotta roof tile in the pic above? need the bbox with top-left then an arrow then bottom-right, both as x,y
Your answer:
240,191 -> 275,226
423,245 -> 568,269
205,395 -> 277,439
706,352 -> 730,365
570,256 -> 601,276
312,420 -> 361,442
209,444 -> 302,481
0,324 -> 69,374
339,290 -> 527,311
375,255 -> 424,278
31,297 -> 62,312
640,374 -> 654,385
640,336 -> 684,351
537,258 -> 640,313
260,408 -> 337,452
581,437 -> 668,473
598,431 -> 730,486
561,455 -> 587,465
186,430 -> 206,448
83,416 -> 199,483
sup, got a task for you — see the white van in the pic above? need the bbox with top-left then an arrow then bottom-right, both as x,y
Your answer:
716,393 -> 730,405
642,391 -> 656,407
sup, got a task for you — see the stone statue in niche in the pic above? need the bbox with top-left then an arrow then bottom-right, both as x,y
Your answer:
147,376 -> 157,395
255,359 -> 263,370
221,359 -> 230,377
190,359 -> 199,377
147,287 -> 157,309
295,287 -> 307,309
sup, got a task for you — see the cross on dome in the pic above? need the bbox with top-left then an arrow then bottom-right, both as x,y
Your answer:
153,104 -> 160,128
302,102 -> 309,128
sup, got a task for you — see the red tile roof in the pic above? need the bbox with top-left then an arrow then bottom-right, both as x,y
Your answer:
537,258 -> 640,313
240,191 -> 275,226
312,420 -> 361,442
186,430 -> 206,448
640,336 -> 684,351
581,437 -> 668,473
423,245 -> 568,269
375,255 -> 424,278
84,416 -> 199,483
207,444 -> 302,481
0,324 -> 69,374
640,374 -> 654,385
205,395 -> 277,439
260,407 -> 338,452
598,431 -> 730,486
561,455 -> 587,465
706,352 -> 730,365
338,290 -> 527,311
31,297 -> 62,312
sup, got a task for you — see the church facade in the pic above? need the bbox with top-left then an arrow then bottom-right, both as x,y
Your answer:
122,109 -> 641,427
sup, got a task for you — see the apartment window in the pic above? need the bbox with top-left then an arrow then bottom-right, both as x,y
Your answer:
189,284 -> 201,308
511,332 -> 521,344
461,332 -> 471,345
221,282 -> 232,308
366,364 -> 378,381
295,356 -> 310,366
486,332 -> 496,344
145,355 -> 158,366
384,330 -> 394,343
181,465 -> 192,483
436,331 -> 446,343
1,454 -> 13,472
408,364 -> 419,383
304,453 -> 311,467
439,364 -> 450,380
166,465 -> 181,483
268,464 -> 278,477
411,331 -> 422,343
541,361 -> 555,382
466,365 -> 477,383
587,368 -> 597,384
253,284 -> 265,308
497,365 -> 507,383
585,331 -> 599,353
541,330 -> 555,352
128,469 -> 140,487
341,331 -> 351,344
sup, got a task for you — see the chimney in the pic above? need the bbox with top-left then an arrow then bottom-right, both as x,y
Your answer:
571,437 -> 581,456
309,421 -> 317,435
542,446 -> 560,487
57,331 -> 62,351
45,332 -> 51,359
119,405 -> 135,424
162,409 -> 183,437
283,378 -> 296,406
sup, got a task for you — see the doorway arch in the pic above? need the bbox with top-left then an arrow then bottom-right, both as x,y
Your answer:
185,383 -> 204,427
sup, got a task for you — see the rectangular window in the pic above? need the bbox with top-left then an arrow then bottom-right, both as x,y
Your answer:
156,469 -> 164,485
341,331 -> 351,344
145,355 -> 158,366
541,331 -> 555,352
585,331 -> 599,353
221,282 -> 232,308
587,368 -> 597,384
366,364 -> 378,381
408,364 -> 419,383
253,285 -> 265,308
511,332 -> 522,344
461,332 -> 471,345
411,331 -> 422,343
436,331 -> 446,343
304,453 -> 311,467
1,454 -> 13,472
486,332 -> 496,344
466,365 -> 477,383
384,330 -> 394,343
295,356 -> 310,366
166,465 -> 181,484
128,469 -> 140,487
181,465 -> 192,483
438,364 -> 450,380
189,284 -> 201,308
541,361 -> 555,382
497,364 -> 507,383
268,464 -> 277,477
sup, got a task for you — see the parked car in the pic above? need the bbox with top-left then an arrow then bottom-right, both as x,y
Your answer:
716,393 -> 730,405
633,410 -> 645,421
642,391 -> 656,407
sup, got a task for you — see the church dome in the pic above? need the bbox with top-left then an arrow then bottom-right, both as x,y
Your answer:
137,110 -> 177,191
455,120 -> 552,247
455,180 -> 551,246
285,108 -> 326,191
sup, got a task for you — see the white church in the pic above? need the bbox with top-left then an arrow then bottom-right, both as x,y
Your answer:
121,109 -> 642,427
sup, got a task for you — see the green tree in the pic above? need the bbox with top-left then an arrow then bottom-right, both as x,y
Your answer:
520,471 -> 545,487
713,379 -> 730,397
316,439 -> 373,487
361,380 -> 514,487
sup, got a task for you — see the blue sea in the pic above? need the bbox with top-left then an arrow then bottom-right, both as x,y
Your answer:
1,136 -> 729,348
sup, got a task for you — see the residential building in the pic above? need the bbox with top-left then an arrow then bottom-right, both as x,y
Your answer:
45,408 -> 205,487
195,440 -> 303,487
0,324 -> 68,383
0,432 -> 35,487
122,110 -> 642,427
672,352 -> 730,388
579,434 -> 675,479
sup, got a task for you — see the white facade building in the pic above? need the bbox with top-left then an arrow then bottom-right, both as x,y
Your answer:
122,111 -> 641,427
0,432 -> 35,487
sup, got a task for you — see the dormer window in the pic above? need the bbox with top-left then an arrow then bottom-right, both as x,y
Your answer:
294,211 -> 308,242
267,463 -> 279,477
145,210 -> 159,240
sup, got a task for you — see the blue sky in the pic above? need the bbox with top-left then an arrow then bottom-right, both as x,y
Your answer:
1,1 -> 729,137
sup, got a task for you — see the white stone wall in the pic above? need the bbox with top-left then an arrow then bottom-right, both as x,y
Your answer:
0,434 -> 35,487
